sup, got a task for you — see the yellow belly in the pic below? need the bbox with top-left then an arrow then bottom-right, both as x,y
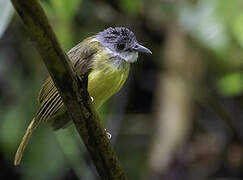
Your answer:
88,63 -> 130,109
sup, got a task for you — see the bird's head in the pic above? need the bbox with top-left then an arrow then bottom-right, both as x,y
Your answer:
96,27 -> 152,63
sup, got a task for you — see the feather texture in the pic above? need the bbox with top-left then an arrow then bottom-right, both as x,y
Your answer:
14,36 -> 130,165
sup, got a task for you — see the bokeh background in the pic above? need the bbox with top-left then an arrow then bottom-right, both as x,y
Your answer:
1,0 -> 243,179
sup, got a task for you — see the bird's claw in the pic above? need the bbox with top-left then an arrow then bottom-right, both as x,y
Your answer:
105,129 -> 112,139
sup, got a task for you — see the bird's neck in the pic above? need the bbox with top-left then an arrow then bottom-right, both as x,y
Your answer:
106,48 -> 138,66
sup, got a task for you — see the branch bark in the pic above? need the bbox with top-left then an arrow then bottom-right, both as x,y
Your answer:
11,0 -> 127,179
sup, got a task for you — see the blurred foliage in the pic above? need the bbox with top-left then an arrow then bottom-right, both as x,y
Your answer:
1,0 -> 243,179
41,0 -> 82,50
119,0 -> 141,14
217,72 -> 243,96
0,0 -> 14,37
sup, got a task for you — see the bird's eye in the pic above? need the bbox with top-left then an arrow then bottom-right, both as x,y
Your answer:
117,43 -> 125,51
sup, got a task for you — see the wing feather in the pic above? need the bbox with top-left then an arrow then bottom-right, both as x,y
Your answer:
14,37 -> 100,165
35,37 -> 98,127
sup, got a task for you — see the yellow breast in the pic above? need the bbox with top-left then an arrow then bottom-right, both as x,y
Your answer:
87,50 -> 130,109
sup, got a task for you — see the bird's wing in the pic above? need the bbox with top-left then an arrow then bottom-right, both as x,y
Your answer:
14,38 -> 99,165
36,38 -> 99,123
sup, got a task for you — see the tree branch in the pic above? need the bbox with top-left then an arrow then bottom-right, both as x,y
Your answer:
11,0 -> 127,179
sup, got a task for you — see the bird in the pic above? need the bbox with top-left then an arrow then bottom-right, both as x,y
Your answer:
14,27 -> 152,165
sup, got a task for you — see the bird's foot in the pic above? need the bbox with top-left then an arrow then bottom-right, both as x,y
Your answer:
105,129 -> 112,139
90,96 -> 94,102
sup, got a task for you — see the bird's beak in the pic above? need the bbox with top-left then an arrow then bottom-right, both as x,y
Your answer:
133,43 -> 152,54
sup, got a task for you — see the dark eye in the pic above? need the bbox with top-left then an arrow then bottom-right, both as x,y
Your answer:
117,43 -> 125,51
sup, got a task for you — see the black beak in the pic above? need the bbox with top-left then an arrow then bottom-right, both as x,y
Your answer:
133,43 -> 152,54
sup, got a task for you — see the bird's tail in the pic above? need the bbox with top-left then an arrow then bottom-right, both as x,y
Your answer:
14,118 -> 37,166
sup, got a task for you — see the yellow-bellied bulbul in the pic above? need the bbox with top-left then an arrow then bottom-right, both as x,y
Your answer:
14,27 -> 152,165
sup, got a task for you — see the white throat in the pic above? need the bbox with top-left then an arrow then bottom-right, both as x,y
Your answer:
105,47 -> 138,63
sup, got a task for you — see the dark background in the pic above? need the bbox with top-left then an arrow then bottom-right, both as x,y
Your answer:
1,0 -> 243,179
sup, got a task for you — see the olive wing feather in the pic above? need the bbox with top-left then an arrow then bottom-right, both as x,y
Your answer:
36,38 -> 98,123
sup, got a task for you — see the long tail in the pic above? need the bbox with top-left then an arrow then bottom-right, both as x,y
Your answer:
14,118 -> 37,166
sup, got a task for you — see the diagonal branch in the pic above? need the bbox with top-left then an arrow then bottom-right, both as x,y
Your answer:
11,0 -> 127,179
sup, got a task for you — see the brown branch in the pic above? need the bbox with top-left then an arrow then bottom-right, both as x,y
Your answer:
11,0 -> 127,179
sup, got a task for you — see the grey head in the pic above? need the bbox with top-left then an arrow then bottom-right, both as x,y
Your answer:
96,27 -> 151,63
